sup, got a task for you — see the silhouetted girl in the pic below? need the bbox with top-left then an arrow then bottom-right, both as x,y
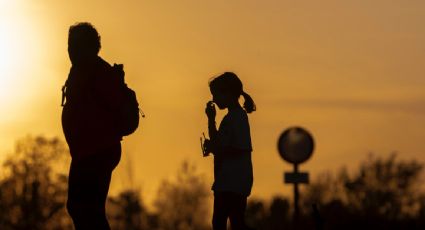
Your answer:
203,72 -> 256,230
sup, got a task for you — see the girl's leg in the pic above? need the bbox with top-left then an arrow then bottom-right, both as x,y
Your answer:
213,192 -> 230,230
229,193 -> 248,230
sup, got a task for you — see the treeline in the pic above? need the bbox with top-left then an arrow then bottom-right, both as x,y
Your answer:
0,136 -> 424,229
0,136 -> 210,230
245,153 -> 425,230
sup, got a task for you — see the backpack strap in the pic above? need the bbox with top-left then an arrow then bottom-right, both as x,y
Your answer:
61,79 -> 68,107
61,68 -> 74,107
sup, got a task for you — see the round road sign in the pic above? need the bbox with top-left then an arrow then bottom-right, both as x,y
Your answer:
278,127 -> 314,164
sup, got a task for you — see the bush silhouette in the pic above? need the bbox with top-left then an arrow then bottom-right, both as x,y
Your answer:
0,136 -> 72,230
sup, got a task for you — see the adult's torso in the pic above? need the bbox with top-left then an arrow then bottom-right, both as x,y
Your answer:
61,57 -> 121,159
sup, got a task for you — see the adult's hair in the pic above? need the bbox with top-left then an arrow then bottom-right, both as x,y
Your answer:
68,22 -> 101,56
209,72 -> 256,113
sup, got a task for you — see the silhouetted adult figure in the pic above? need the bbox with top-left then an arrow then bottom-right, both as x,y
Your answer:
61,22 -> 124,230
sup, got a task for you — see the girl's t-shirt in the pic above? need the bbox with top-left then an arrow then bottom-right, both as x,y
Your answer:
212,106 -> 253,196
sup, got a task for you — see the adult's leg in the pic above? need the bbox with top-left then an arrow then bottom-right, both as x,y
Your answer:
67,165 -> 111,229
213,192 -> 231,230
67,144 -> 121,230
229,193 -> 248,230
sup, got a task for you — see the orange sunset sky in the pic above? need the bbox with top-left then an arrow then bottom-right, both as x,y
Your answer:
1,0 -> 425,207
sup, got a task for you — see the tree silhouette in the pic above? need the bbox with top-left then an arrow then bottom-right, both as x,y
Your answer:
0,136 -> 72,230
108,189 -> 149,230
344,154 -> 423,219
153,160 -> 210,230
301,153 -> 425,229
245,198 -> 267,228
267,196 -> 291,230
244,196 -> 291,230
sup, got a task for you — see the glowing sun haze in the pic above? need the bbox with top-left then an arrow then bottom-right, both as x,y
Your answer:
1,0 -> 425,205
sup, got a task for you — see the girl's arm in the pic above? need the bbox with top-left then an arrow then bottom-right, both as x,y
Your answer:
203,101 -> 218,156
208,119 -> 218,141
205,101 -> 218,140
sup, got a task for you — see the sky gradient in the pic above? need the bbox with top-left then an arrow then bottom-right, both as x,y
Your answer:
1,0 -> 424,207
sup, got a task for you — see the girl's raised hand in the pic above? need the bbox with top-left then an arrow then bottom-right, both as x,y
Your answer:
203,138 -> 214,156
205,101 -> 216,120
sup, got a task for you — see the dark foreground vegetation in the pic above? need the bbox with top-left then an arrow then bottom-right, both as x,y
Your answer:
0,136 -> 424,229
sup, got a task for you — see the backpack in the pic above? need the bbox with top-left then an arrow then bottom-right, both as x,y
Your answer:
61,63 -> 141,137
119,83 -> 140,136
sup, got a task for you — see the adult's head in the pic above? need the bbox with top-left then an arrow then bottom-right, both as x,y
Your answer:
68,22 -> 101,65
209,72 -> 256,113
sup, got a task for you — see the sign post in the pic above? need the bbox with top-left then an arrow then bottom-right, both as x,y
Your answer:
278,127 -> 315,229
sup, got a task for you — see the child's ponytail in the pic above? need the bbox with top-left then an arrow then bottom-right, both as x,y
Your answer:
242,91 -> 256,113
209,72 -> 257,113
